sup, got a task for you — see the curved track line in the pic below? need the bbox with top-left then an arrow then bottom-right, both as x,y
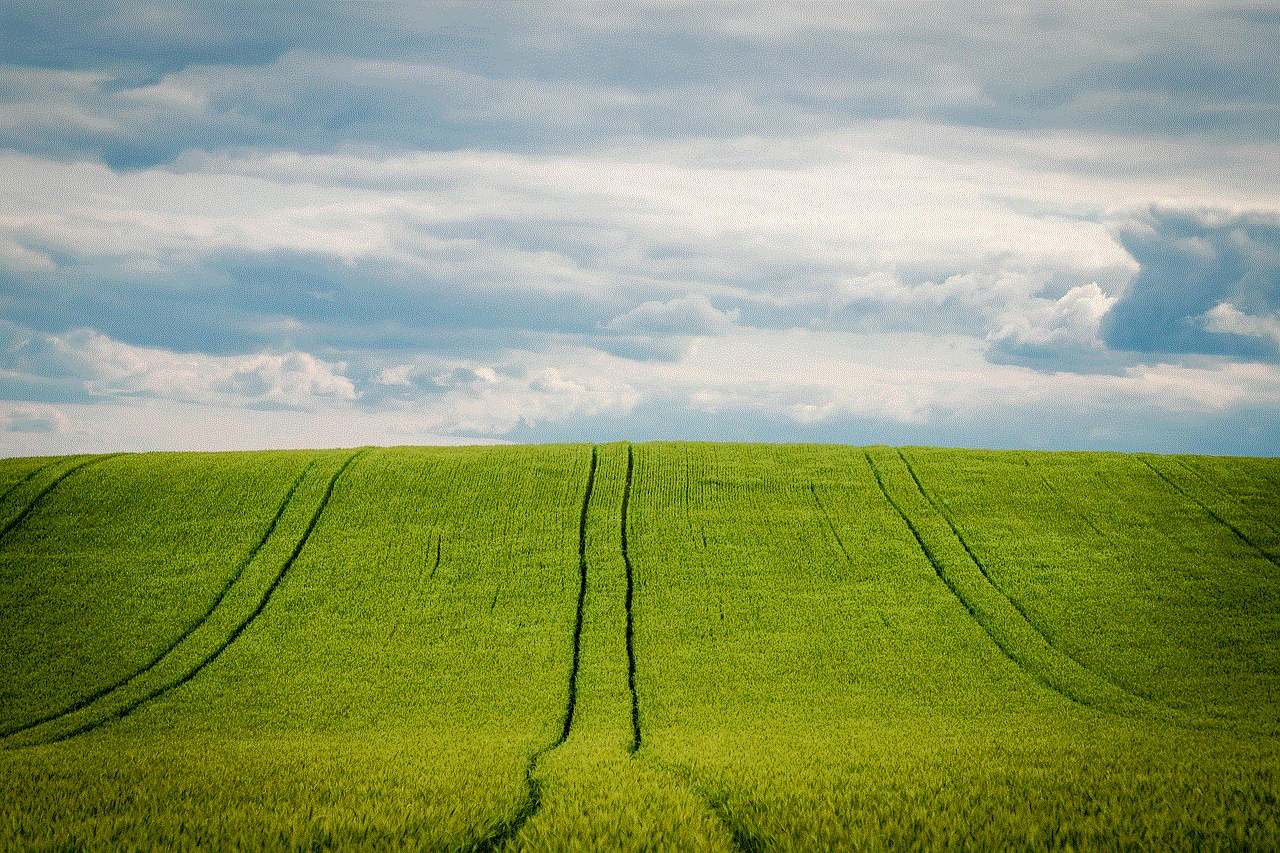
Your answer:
897,451 -> 1051,630
641,758 -> 759,853
623,447 -> 748,853
0,453 -> 124,542
11,449 -> 367,748
808,483 -> 855,569
1018,454 -> 1108,539
0,460 -> 317,739
1141,456 -> 1280,570
897,449 -> 1158,704
1172,458 -> 1280,537
864,451 -> 1125,713
0,456 -> 73,506
874,451 -> 1269,733
467,445 -> 598,853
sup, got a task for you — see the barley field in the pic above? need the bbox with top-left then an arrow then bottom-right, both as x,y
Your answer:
1,443 -> 1277,851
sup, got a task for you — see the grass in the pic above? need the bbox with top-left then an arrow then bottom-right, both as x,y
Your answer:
0,442 -> 1277,851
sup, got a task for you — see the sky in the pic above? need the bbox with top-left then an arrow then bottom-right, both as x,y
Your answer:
2,2 -> 1279,457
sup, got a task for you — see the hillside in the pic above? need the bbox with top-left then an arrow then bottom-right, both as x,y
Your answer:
1,443 -> 1278,852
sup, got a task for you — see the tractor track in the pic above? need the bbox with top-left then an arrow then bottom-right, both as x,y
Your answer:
865,450 -> 1132,714
808,483 -> 854,568
1018,454 -> 1108,539
1171,458 -> 1280,537
6,449 -> 367,748
0,459 -> 318,739
0,453 -> 124,543
1141,456 -> 1280,571
0,456 -> 73,506
621,443 -> 641,754
896,450 -> 1157,702
467,445 -> 598,853
625,445 -> 749,853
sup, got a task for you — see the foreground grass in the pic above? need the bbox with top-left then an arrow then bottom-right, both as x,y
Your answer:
1,443 -> 1277,851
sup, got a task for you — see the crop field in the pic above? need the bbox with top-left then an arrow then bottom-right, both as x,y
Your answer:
1,442 -> 1277,852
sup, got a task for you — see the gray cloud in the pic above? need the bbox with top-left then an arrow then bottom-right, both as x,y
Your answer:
1101,207 -> 1280,361
5,2 -> 1279,171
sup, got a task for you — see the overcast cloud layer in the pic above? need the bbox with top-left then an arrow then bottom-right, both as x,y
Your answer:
2,1 -> 1279,456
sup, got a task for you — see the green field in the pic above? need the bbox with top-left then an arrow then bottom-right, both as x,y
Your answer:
1,443 -> 1277,852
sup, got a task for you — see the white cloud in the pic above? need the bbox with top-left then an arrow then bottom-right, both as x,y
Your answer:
2,327 -> 356,412
605,293 -> 739,336
986,283 -> 1118,370
1201,302 -> 1280,347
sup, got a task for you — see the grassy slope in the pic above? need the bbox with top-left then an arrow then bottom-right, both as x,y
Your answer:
630,444 -> 1280,850
1,443 -> 1277,852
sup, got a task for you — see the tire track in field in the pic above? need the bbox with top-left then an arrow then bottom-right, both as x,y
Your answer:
0,460 -> 317,739
0,453 -> 124,543
6,448 -> 367,748
1140,456 -> 1280,570
808,483 -> 855,569
621,443 -> 642,755
1018,454 -> 1108,540
898,450 -> 1174,709
864,450 -> 1163,718
467,445 -> 598,853
623,446 -> 751,853
1171,458 -> 1280,537
0,456 -> 74,506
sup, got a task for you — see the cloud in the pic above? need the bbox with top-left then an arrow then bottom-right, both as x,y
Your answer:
2,403 -> 68,433
605,293 -> 739,336
0,323 -> 356,411
1101,206 -> 1280,361
5,2 -> 1279,173
3,3 -> 1280,456
986,283 -> 1122,373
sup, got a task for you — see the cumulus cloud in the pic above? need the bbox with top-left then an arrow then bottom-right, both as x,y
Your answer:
986,283 -> 1120,373
1102,207 -> 1280,361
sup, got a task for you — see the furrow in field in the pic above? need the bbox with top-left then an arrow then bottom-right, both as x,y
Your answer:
0,454 -> 123,542
622,443 -> 641,755
808,482 -> 854,568
0,457 -> 70,506
863,449 -> 1187,723
1018,453 -> 1108,539
1173,457 -> 1280,536
3,448 -> 367,748
622,445 -> 750,853
466,446 -> 598,853
560,443 -> 597,745
0,460 -> 318,739
1141,455 -> 1280,571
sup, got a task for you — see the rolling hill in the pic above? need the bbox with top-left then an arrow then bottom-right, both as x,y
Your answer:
1,443 -> 1277,851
